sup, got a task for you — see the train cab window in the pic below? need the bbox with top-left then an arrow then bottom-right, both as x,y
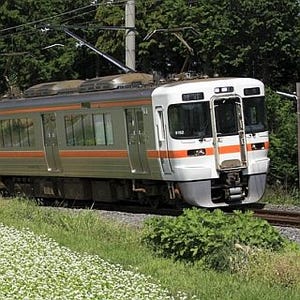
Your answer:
168,102 -> 212,139
214,98 -> 239,136
243,96 -> 267,133
0,118 -> 34,148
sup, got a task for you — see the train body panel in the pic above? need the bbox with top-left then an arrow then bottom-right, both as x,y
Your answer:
0,74 -> 269,207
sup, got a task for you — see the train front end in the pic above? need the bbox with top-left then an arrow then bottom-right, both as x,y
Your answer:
152,77 -> 269,207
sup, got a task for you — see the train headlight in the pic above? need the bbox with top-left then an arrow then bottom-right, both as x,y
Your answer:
187,148 -> 206,156
251,143 -> 265,150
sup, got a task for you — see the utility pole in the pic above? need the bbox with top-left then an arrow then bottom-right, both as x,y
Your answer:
277,84 -> 300,189
125,0 -> 135,70
297,82 -> 300,189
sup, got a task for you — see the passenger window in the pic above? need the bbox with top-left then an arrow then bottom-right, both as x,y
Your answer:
94,114 -> 105,145
64,113 -> 113,146
0,118 -> 35,148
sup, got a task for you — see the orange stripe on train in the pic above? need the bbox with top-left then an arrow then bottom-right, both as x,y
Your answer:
0,151 -> 44,158
147,143 -> 268,159
0,142 -> 268,159
59,150 -> 128,158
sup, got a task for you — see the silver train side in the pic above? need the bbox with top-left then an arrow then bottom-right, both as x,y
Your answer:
0,73 -> 269,207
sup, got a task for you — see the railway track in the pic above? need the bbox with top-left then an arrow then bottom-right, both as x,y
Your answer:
252,209 -> 300,228
92,202 -> 300,228
26,197 -> 300,229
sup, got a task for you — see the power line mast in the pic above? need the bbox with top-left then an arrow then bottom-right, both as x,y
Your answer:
297,83 -> 300,189
125,0 -> 135,70
276,84 -> 300,189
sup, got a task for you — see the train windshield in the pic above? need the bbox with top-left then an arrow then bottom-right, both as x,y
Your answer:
168,102 -> 212,139
214,98 -> 239,136
243,96 -> 267,133
214,96 -> 267,136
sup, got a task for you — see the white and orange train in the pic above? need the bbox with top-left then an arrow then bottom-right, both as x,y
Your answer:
0,73 -> 269,207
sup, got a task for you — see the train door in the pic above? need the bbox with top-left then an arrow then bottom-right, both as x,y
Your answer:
212,97 -> 247,170
125,108 -> 149,174
155,106 -> 172,174
41,113 -> 62,172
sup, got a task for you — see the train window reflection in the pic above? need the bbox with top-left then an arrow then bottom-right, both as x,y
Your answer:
168,102 -> 212,139
65,113 -> 113,146
0,118 -> 34,148
104,114 -> 114,145
94,114 -> 105,145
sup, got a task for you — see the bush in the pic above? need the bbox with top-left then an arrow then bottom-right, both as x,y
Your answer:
265,88 -> 298,188
142,208 -> 291,271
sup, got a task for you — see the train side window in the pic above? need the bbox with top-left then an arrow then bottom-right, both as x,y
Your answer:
12,119 -> 22,147
0,121 -> 4,147
0,118 -> 34,148
1,120 -> 12,147
20,118 -> 34,147
65,116 -> 75,146
104,114 -> 114,145
94,114 -> 105,145
64,115 -> 84,146
82,115 -> 95,146
64,113 -> 113,146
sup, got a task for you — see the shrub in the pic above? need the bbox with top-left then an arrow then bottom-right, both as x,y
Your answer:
142,208 -> 291,271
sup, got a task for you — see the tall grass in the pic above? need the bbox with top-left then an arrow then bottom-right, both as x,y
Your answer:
262,185 -> 300,206
0,198 -> 299,299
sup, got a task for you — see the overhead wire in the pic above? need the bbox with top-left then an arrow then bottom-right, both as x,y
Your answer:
0,1 -> 161,41
0,2 -> 100,37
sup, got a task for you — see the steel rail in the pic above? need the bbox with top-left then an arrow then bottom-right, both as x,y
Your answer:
252,209 -> 300,228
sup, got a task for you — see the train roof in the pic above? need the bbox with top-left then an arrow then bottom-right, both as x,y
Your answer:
23,73 -> 154,98
0,73 -> 264,110
152,76 -> 264,96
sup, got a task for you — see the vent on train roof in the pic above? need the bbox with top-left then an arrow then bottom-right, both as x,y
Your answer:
23,73 -> 154,98
24,80 -> 84,98
79,73 -> 153,93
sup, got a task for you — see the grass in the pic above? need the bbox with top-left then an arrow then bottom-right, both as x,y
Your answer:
0,198 -> 299,299
262,185 -> 300,206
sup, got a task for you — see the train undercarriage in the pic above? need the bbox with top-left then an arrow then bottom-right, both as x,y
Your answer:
0,176 -> 179,208
0,171 -> 258,208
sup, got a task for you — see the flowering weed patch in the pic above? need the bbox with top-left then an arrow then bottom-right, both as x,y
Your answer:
0,223 -> 185,300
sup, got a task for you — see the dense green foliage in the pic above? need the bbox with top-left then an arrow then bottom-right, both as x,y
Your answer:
265,89 -> 298,187
142,208 -> 291,271
0,0 -> 299,89
0,0 -> 299,187
0,0 -> 98,93
96,0 -> 300,87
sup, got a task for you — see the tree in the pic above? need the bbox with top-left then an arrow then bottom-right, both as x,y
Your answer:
0,0 -> 99,94
1,0 -> 299,89
95,0 -> 300,87
265,88 -> 298,187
